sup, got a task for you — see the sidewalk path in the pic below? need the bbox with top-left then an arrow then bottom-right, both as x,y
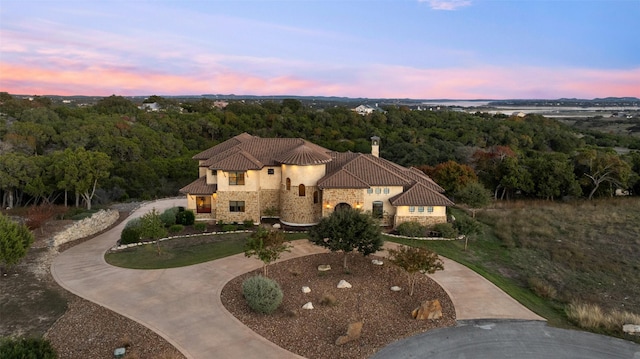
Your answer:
52,199 -> 543,359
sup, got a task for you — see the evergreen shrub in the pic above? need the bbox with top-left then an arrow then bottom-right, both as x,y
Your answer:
396,221 -> 426,237
168,224 -> 184,233
222,224 -> 238,232
433,223 -> 458,238
0,337 -> 58,359
120,226 -> 141,245
194,222 -> 207,232
175,210 -> 195,226
242,275 -> 283,314
160,207 -> 179,227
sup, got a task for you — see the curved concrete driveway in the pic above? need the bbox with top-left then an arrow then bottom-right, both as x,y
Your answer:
52,198 -> 544,359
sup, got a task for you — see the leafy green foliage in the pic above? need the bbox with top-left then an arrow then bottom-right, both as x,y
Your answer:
244,228 -> 291,277
0,213 -> 34,269
159,207 -> 179,227
308,208 -> 383,270
0,337 -> 57,359
168,224 -> 184,233
194,222 -> 207,231
388,246 -> 444,296
395,221 -> 426,237
120,226 -> 142,245
139,208 -> 167,241
432,222 -> 457,238
175,209 -> 195,226
242,275 -> 283,314
456,181 -> 492,217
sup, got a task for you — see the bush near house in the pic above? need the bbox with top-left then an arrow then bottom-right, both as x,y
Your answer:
0,337 -> 57,359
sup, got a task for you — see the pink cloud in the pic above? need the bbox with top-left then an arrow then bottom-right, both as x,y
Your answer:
1,61 -> 638,99
420,0 -> 472,11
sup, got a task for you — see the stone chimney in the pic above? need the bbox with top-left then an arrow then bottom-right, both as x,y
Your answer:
371,136 -> 380,157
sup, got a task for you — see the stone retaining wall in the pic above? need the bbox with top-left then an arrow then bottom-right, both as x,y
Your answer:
51,209 -> 120,247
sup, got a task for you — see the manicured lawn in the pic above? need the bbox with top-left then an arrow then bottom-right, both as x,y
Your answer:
104,232 -> 309,269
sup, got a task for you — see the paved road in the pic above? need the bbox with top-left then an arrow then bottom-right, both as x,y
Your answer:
372,319 -> 640,359
53,198 -> 633,359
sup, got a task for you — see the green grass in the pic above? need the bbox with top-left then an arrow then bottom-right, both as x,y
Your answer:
104,232 -> 309,269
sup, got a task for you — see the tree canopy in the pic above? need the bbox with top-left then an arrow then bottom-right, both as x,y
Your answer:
308,208 -> 383,270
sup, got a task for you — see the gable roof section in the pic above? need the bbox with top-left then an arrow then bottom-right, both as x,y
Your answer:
341,155 -> 409,186
389,182 -> 454,206
179,176 -> 217,195
210,149 -> 263,171
317,168 -> 370,189
192,132 -> 255,160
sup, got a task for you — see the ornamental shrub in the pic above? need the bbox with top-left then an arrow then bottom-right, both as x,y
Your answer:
175,209 -> 195,226
222,224 -> 238,232
242,275 -> 283,314
168,224 -> 184,233
0,337 -> 58,359
432,222 -> 457,238
396,221 -> 426,237
120,226 -> 141,245
159,207 -> 179,227
194,222 -> 207,232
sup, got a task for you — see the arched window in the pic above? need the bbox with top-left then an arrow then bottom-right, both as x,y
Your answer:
313,191 -> 319,204
286,178 -> 291,191
299,184 -> 306,197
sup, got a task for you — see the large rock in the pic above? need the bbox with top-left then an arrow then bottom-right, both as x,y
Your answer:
302,302 -> 314,310
337,280 -> 352,289
623,324 -> 640,335
318,264 -> 331,272
335,321 -> 363,345
301,286 -> 311,293
411,299 -> 442,320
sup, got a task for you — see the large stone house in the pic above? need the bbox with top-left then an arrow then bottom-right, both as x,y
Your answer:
179,133 -> 453,227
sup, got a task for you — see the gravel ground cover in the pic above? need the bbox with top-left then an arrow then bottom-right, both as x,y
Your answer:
221,251 -> 456,359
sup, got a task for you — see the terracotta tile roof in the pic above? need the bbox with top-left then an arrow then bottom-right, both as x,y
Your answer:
210,149 -> 263,171
389,182 -> 455,206
275,143 -> 332,165
179,176 -> 217,195
317,169 -> 370,189
192,132 -> 255,160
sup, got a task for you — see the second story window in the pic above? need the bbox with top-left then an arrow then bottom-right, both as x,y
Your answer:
229,171 -> 245,185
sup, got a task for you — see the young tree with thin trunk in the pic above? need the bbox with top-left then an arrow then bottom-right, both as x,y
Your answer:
0,213 -> 34,272
388,246 -> 444,296
244,228 -> 291,277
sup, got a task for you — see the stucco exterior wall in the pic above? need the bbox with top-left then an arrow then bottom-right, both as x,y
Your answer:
217,169 -> 260,191
259,167 -> 281,190
282,164 -> 326,186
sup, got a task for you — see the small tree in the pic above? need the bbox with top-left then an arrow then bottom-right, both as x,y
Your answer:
0,213 -> 34,272
308,208 -> 383,270
456,181 -> 491,218
388,246 -> 444,296
244,228 -> 291,277
453,215 -> 483,251
139,208 -> 168,255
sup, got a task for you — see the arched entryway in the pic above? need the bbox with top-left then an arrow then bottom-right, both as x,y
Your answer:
334,202 -> 352,211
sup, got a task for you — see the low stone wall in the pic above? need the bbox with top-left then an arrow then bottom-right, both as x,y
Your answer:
51,210 -> 120,247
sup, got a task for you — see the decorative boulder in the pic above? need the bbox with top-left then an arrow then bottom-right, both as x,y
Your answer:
302,286 -> 311,294
335,321 -> 363,346
411,299 -> 443,320
272,223 -> 281,229
337,280 -> 352,289
623,324 -> 640,335
318,264 -> 331,272
390,286 -> 401,292
302,302 -> 314,310
371,259 -> 384,266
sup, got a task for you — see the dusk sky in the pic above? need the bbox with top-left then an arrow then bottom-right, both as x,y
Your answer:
1,0 -> 639,99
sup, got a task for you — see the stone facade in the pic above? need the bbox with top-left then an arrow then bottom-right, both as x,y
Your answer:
394,215 -> 447,228
280,185 -> 322,225
321,188 -> 364,217
259,189 -> 280,217
216,190 -> 259,224
52,209 -> 119,247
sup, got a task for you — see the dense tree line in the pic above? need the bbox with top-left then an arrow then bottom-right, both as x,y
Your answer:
1,92 -> 639,208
